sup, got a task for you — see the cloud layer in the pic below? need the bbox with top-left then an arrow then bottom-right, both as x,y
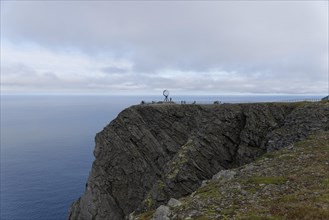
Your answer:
1,1 -> 328,94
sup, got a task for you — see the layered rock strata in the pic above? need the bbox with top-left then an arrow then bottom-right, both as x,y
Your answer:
68,102 -> 329,220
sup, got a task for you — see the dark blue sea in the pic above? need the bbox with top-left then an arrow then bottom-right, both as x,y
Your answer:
0,94 -> 323,220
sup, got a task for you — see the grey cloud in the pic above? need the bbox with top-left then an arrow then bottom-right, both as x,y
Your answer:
1,1 -> 328,94
42,72 -> 60,80
1,63 -> 325,94
1,63 -> 37,76
100,67 -> 130,74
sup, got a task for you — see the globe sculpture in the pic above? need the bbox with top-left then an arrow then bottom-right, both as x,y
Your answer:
163,90 -> 169,102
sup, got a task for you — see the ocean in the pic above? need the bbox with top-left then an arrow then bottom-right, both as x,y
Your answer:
0,94 -> 323,220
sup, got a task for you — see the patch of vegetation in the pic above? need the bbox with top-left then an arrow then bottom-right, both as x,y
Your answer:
194,216 -> 213,220
167,139 -> 193,179
237,213 -> 284,220
142,194 -> 155,210
259,153 -> 276,159
221,206 -> 237,216
248,176 -> 287,185
136,210 -> 155,220
270,204 -> 329,220
201,206 -> 218,216
157,179 -> 165,190
194,182 -> 221,199
322,178 -> 329,188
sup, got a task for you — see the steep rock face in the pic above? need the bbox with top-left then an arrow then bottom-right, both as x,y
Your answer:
68,102 -> 329,220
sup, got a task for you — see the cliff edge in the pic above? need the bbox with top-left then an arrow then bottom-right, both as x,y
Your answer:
68,102 -> 329,220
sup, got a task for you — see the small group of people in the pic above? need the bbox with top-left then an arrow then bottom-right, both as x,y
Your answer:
180,101 -> 196,104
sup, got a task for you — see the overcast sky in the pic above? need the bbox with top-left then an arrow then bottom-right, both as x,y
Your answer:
1,1 -> 328,95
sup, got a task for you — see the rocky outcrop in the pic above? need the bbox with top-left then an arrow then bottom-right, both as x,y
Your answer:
161,130 -> 329,219
68,102 -> 329,220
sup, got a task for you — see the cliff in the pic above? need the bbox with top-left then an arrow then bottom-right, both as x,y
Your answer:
68,102 -> 329,220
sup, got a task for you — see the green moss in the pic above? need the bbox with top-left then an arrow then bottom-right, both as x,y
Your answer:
248,176 -> 287,185
270,205 -> 329,220
277,193 -> 299,203
237,213 -> 284,220
136,210 -> 155,220
316,194 -> 329,203
202,208 -> 217,216
246,187 -> 257,194
194,216 -> 213,220
143,194 -> 155,210
167,139 -> 193,179
157,179 -> 165,190
194,182 -> 221,199
322,178 -> 329,188
257,152 -> 276,160
279,154 -> 295,160
221,206 -> 237,216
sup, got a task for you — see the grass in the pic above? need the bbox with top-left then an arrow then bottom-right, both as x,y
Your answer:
322,178 -> 329,188
194,182 -> 221,199
247,176 -> 287,185
194,216 -> 213,220
244,131 -> 329,220
137,210 -> 155,220
237,213 -> 285,220
270,205 -> 329,220
221,206 -> 238,216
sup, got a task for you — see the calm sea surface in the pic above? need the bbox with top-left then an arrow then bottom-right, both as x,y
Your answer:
0,94 -> 322,220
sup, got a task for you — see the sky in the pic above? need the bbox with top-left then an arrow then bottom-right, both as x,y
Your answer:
1,1 -> 328,95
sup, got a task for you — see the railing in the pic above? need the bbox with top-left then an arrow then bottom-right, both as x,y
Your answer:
140,100 -> 222,105
278,99 -> 321,103
140,98 -> 323,105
